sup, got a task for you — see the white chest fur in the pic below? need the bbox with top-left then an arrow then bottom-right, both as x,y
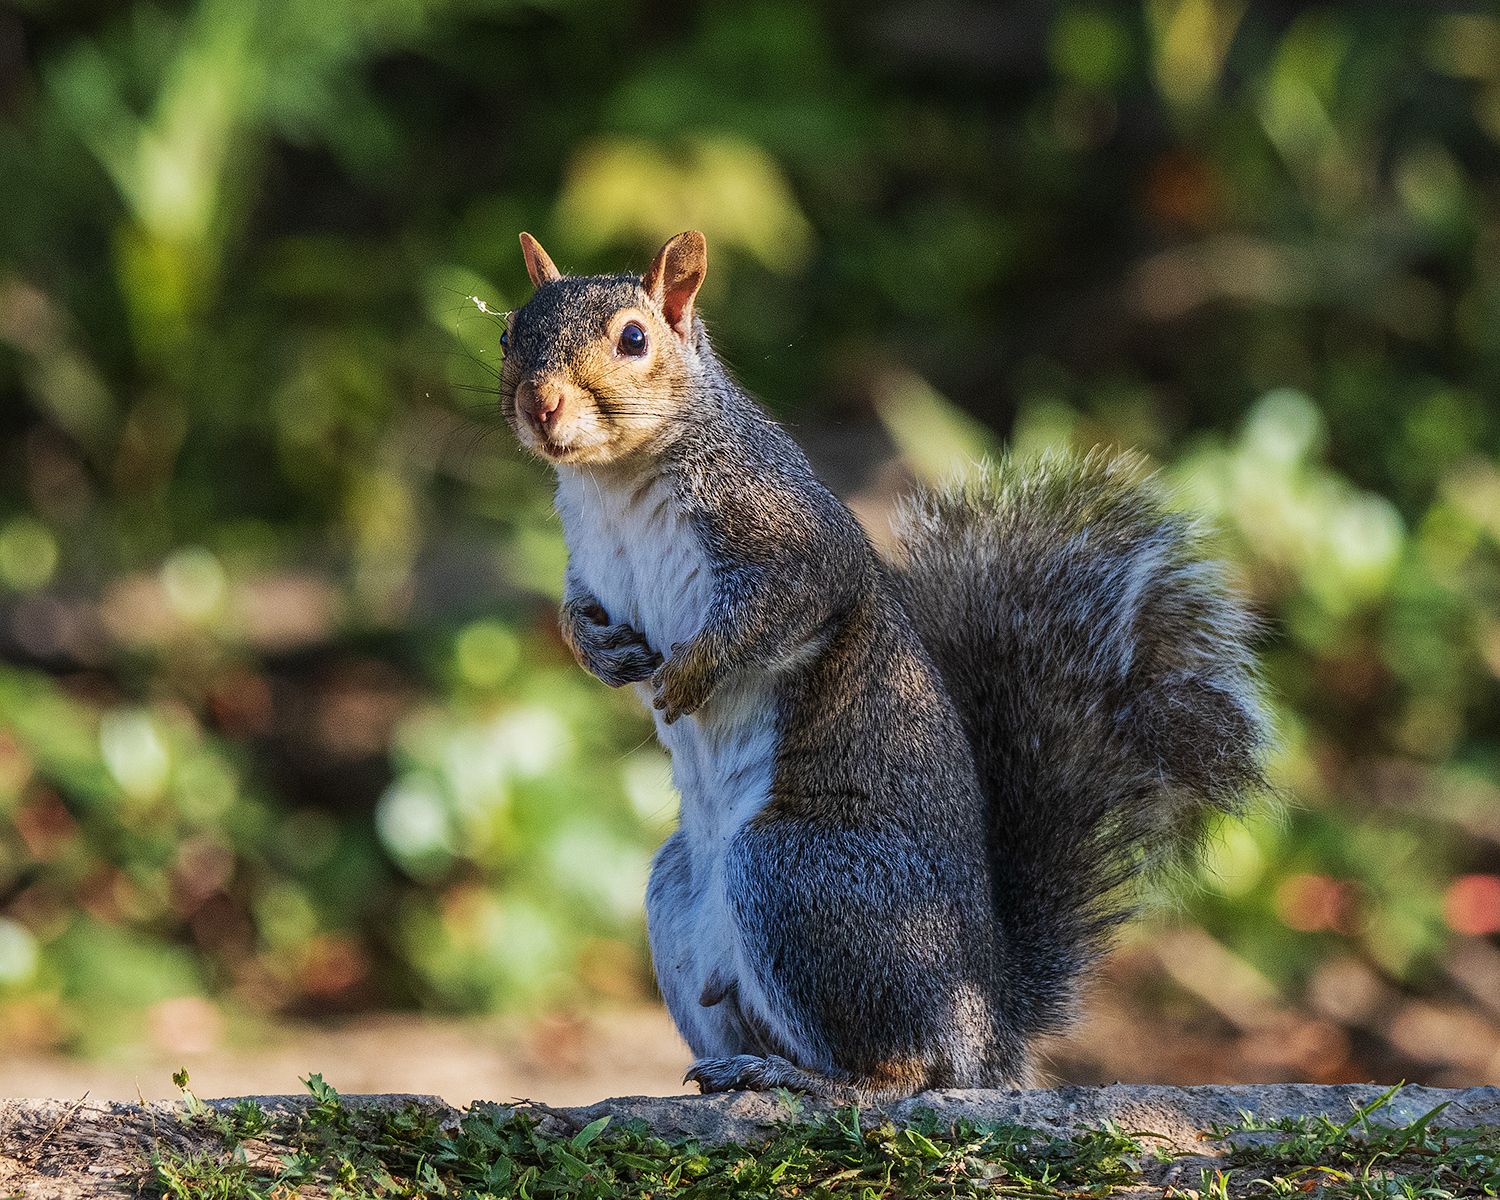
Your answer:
554,467 -> 708,657
553,466 -> 789,1060
552,466 -> 777,835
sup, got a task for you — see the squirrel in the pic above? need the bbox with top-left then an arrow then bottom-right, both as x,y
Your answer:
498,229 -> 1270,1100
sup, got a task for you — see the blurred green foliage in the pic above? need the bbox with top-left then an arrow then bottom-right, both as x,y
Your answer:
2,0 -> 1499,1078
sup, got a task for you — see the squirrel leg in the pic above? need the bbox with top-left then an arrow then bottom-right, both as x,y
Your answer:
649,546 -> 858,722
711,814 -> 1011,1101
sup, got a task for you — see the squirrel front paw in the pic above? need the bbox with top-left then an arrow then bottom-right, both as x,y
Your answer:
561,600 -> 661,687
651,643 -> 716,724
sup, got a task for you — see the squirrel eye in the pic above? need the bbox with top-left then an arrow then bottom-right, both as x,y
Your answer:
499,330 -> 509,355
618,321 -> 648,357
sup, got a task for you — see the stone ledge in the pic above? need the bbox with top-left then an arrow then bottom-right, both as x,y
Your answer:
560,1082 -> 1500,1147
2,1084 -> 1497,1199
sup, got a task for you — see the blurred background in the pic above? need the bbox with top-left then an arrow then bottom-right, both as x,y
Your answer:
2,0 -> 1499,1103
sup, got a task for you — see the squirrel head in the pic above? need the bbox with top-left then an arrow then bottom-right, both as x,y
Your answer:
500,230 -> 709,467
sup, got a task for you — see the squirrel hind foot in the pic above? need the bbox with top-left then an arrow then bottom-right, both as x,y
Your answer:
685,1054 -> 830,1096
683,1054 -> 923,1102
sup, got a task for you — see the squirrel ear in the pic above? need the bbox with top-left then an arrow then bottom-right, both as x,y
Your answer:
519,232 -> 562,288
643,231 -> 707,340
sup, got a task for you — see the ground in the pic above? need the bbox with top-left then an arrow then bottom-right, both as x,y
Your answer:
3,1079 -> 1499,1199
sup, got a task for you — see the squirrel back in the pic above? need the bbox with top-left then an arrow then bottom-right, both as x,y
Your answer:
889,451 -> 1270,1040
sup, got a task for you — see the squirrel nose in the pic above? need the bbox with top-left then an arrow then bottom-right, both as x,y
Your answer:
521,378 -> 568,429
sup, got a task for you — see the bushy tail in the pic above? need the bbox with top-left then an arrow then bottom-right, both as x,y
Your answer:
888,450 -> 1270,1039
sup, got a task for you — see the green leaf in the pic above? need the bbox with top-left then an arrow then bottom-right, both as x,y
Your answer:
571,1115 -> 611,1149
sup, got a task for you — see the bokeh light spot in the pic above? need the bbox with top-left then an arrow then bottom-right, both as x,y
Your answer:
1443,874 -> 1500,936
0,517 -> 59,591
0,919 -> 40,987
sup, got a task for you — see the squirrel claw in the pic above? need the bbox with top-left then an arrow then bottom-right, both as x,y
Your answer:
684,1055 -> 755,1093
650,663 -> 686,724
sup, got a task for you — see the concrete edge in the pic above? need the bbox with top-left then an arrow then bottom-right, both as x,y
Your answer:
4,1083 -> 1498,1151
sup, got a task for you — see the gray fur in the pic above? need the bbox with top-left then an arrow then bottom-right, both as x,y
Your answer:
502,248 -> 1270,1101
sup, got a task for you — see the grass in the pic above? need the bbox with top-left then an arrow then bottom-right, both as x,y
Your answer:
150,1072 -> 1147,1199
1204,1083 -> 1500,1200
146,1075 -> 1500,1199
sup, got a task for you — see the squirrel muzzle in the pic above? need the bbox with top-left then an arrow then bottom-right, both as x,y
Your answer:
516,374 -> 587,454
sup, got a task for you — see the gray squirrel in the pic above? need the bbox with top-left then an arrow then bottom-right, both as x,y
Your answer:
499,229 -> 1270,1099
